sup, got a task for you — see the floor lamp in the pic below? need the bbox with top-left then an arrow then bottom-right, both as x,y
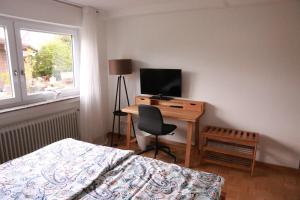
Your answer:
109,59 -> 136,146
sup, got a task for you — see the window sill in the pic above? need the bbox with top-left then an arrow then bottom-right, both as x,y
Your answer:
0,95 -> 79,114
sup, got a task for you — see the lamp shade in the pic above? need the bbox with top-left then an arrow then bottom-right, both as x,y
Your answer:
109,59 -> 132,75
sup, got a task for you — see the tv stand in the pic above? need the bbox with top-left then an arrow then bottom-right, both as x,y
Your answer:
150,95 -> 173,101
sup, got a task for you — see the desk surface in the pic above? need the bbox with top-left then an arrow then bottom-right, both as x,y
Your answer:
122,105 -> 203,122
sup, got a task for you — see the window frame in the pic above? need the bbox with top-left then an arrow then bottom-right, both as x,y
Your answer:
0,18 -> 22,107
14,20 -> 80,101
0,16 -> 80,109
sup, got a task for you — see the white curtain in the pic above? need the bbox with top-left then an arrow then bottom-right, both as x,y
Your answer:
80,7 -> 105,143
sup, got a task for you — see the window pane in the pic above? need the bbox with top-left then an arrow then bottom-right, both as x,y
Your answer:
20,30 -> 74,95
0,26 -> 14,100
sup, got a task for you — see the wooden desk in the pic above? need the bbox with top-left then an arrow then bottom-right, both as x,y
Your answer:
122,96 -> 205,168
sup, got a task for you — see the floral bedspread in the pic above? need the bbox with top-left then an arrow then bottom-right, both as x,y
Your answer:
0,139 -> 133,200
0,139 -> 224,200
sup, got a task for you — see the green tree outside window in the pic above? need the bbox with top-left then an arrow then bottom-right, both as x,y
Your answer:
31,36 -> 73,79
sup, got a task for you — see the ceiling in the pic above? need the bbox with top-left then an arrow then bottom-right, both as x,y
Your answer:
57,0 -> 292,17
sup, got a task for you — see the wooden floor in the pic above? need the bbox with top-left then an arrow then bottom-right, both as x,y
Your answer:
109,136 -> 300,200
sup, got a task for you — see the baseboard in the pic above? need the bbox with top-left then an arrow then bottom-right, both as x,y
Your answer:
256,161 -> 300,172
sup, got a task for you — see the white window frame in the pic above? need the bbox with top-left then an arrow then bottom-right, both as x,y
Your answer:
0,18 -> 22,107
0,16 -> 80,109
15,21 -> 80,101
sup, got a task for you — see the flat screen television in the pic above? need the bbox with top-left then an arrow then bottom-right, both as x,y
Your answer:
140,68 -> 182,99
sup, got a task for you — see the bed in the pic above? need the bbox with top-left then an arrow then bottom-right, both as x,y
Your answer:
0,139 -> 224,200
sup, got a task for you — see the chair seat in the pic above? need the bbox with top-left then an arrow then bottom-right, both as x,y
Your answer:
161,123 -> 177,135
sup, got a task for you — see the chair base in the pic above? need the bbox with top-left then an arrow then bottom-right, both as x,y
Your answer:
138,143 -> 177,163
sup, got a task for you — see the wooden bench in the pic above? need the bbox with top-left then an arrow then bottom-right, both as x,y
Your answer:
201,126 -> 259,176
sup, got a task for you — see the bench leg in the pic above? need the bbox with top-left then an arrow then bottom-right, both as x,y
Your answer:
251,144 -> 257,176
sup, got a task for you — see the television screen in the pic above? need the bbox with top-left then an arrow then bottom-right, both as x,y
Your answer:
140,68 -> 182,97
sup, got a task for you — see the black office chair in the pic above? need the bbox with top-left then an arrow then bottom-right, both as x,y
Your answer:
138,105 -> 177,162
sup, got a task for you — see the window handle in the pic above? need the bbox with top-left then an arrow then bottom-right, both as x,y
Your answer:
14,70 -> 19,76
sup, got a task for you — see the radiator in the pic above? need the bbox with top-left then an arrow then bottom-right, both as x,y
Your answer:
0,109 -> 80,164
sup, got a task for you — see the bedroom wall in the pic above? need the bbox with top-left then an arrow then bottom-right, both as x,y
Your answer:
105,1 -> 300,168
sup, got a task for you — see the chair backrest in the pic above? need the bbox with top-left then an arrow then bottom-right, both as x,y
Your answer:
138,105 -> 164,135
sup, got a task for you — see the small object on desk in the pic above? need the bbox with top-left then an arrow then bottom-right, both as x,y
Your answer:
201,126 -> 259,176
150,94 -> 173,100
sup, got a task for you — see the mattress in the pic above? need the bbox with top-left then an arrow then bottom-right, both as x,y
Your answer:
0,138 -> 224,200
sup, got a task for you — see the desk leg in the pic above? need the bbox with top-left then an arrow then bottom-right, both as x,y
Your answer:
185,121 -> 194,168
126,113 -> 132,149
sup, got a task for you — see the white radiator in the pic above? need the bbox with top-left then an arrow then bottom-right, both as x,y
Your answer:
0,109 -> 80,164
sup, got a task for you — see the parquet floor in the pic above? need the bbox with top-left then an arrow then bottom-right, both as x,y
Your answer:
109,136 -> 300,200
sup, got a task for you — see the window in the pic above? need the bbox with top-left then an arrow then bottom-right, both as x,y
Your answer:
0,17 -> 79,109
0,26 -> 13,100
20,30 -> 75,95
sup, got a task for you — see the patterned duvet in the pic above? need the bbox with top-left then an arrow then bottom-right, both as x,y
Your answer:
0,139 -> 224,200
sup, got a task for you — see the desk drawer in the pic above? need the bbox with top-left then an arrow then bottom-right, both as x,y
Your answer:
183,102 -> 203,112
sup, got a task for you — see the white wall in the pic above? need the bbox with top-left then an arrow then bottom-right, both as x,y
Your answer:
0,0 -> 82,26
106,1 -> 300,168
